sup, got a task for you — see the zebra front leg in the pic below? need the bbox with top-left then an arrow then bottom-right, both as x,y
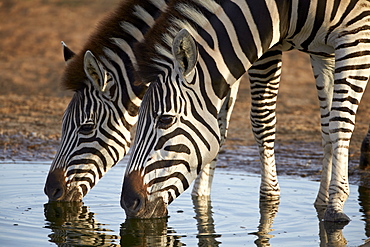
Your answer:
249,47 -> 282,200
323,40 -> 370,222
192,159 -> 217,197
310,55 -> 335,206
191,79 -> 239,196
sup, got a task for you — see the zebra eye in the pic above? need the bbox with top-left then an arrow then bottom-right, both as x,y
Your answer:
79,122 -> 95,135
157,114 -> 176,128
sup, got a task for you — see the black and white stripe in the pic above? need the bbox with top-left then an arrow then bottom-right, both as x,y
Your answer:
45,0 -> 235,203
44,0 -> 169,201
121,0 -> 370,222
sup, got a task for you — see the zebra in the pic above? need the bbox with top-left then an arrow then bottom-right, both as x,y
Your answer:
43,0 -> 170,201
120,0 -> 370,222
43,0 -> 238,202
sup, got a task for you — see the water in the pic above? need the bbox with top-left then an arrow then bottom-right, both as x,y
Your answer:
0,159 -> 368,246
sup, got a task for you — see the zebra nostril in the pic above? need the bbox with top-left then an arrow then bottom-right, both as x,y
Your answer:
51,188 -> 63,200
121,187 -> 145,216
44,168 -> 66,201
126,197 -> 143,213
44,181 -> 65,201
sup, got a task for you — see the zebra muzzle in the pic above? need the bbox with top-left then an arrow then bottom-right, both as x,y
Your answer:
121,171 -> 167,219
44,168 -> 66,201
44,168 -> 82,201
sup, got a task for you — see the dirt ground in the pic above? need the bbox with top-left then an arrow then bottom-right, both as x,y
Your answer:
0,1 -> 369,183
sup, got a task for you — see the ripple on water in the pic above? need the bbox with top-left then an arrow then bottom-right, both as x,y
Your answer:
0,160 -> 368,246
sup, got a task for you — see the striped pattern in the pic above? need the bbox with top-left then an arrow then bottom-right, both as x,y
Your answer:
44,0 -> 169,201
122,0 -> 370,221
44,0 -> 235,202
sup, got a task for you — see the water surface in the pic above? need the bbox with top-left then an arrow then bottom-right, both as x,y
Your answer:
0,160 -> 368,246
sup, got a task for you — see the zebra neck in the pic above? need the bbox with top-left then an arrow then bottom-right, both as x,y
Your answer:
135,0 -> 291,94
190,0 -> 290,81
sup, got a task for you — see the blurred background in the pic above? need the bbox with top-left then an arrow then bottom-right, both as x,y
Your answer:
0,0 -> 121,96
0,0 -> 121,159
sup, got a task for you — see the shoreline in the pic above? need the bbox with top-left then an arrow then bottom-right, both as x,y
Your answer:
1,131 -> 369,189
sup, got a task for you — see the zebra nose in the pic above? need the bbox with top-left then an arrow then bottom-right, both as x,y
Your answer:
121,171 -> 147,218
121,186 -> 145,216
44,168 -> 66,201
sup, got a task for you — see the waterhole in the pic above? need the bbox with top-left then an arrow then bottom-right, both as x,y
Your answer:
0,152 -> 369,246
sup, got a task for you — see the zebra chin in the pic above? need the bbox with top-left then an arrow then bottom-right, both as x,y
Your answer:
120,171 -> 168,219
44,168 -> 86,202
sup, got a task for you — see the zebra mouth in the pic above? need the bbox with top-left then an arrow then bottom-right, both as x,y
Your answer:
46,186 -> 83,202
124,196 -> 168,219
121,170 -> 168,218
61,188 -> 84,202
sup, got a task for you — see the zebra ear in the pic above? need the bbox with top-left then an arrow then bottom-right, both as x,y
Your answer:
61,41 -> 75,63
172,29 -> 198,77
83,50 -> 115,96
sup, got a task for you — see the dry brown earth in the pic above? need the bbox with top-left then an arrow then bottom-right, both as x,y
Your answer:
0,0 -> 369,184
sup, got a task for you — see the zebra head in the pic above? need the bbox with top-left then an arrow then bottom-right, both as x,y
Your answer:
121,29 -> 225,218
45,44 -> 136,201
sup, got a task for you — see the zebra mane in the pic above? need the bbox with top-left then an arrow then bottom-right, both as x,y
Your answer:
135,0 -> 203,85
62,0 -> 160,91
134,26 -> 173,85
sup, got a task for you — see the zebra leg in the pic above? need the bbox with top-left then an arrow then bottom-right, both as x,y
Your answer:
323,42 -> 370,222
191,80 -> 240,197
191,160 -> 217,197
310,55 -> 336,206
249,47 -> 282,200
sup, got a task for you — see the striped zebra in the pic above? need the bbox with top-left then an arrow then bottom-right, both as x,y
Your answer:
121,0 -> 370,222
43,0 -> 237,202
43,0 -> 169,201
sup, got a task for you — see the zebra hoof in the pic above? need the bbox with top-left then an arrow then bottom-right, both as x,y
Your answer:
323,208 -> 351,223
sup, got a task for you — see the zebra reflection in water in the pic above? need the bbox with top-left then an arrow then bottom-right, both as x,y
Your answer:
44,202 -> 117,246
120,197 -> 222,246
44,200 -> 220,246
43,195 -> 370,246
43,200 -> 222,246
